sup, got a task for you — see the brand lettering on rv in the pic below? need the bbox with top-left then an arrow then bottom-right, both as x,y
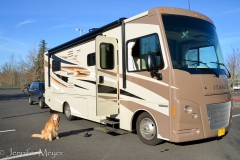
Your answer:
213,85 -> 228,90
67,72 -> 74,75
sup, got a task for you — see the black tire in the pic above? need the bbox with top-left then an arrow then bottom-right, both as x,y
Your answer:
28,96 -> 33,105
64,103 -> 75,121
136,112 -> 163,146
39,97 -> 45,108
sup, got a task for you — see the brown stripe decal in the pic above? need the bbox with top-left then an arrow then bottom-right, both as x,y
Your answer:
44,60 -> 51,68
97,69 -> 117,77
61,67 -> 90,77
59,56 -> 68,59
121,100 -> 169,139
124,74 -> 169,101
51,76 -> 67,88
98,95 -> 116,100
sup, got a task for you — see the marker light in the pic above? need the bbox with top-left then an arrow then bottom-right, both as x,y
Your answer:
161,9 -> 165,13
172,106 -> 176,115
194,13 -> 197,17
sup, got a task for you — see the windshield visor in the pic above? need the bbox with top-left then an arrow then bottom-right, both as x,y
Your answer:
162,14 -> 226,75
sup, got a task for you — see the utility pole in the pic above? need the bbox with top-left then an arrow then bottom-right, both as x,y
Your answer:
76,28 -> 84,36
188,0 -> 191,10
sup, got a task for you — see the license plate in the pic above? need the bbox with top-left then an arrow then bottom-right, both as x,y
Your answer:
218,128 -> 225,137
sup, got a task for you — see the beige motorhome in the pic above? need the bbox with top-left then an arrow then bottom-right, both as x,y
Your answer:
44,7 -> 232,145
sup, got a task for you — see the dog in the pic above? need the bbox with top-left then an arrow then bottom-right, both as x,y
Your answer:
32,114 -> 60,141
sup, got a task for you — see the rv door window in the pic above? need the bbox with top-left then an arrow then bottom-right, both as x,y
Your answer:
100,43 -> 114,69
127,34 -> 164,72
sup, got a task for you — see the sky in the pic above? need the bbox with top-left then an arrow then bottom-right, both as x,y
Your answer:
0,0 -> 240,67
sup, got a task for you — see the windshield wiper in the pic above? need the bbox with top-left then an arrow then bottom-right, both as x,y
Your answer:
210,62 -> 231,78
176,58 -> 219,78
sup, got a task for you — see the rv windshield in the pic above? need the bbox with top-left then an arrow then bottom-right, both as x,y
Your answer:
162,14 -> 227,76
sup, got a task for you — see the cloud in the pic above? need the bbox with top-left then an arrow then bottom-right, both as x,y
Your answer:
15,19 -> 37,28
0,36 -> 25,45
222,8 -> 240,14
50,24 -> 73,30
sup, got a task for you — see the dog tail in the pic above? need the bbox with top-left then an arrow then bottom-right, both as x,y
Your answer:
31,134 -> 42,138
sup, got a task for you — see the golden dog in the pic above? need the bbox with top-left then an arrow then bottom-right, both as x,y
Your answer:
32,114 -> 60,141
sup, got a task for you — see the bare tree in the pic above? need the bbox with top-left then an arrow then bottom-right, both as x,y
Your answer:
225,48 -> 240,89
26,44 -> 38,81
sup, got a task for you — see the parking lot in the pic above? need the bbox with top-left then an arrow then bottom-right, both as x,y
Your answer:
1,88 -> 240,160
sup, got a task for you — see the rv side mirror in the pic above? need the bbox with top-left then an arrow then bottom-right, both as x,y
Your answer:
146,54 -> 157,71
145,54 -> 162,80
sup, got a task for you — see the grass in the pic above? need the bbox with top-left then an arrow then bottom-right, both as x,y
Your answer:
0,86 -> 22,89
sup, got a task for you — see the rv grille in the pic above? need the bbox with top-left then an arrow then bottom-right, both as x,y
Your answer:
206,101 -> 231,130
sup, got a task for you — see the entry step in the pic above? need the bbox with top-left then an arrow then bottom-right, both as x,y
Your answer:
100,119 -> 119,125
94,127 -> 112,133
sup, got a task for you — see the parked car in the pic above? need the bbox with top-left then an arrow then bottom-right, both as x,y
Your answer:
233,84 -> 240,90
28,81 -> 45,108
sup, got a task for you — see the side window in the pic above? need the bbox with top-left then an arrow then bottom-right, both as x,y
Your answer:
127,34 -> 163,71
39,83 -> 44,90
100,43 -> 114,69
87,53 -> 95,66
52,59 -> 61,72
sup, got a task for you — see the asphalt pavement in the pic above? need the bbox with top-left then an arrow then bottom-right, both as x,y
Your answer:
0,88 -> 240,160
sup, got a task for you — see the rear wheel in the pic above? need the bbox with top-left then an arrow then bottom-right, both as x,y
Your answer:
64,103 -> 75,121
39,97 -> 45,108
136,112 -> 163,145
28,96 -> 33,105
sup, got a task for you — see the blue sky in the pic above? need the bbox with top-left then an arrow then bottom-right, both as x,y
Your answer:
0,0 -> 240,66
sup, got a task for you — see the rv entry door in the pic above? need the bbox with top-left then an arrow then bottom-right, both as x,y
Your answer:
95,36 -> 119,116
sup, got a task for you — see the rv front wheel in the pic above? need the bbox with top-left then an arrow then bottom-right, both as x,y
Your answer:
136,112 -> 163,145
64,103 -> 75,121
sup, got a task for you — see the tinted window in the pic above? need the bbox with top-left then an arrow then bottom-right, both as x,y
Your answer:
87,53 -> 95,66
39,83 -> 45,90
100,43 -> 114,69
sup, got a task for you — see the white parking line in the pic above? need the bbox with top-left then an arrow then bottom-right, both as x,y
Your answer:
0,150 -> 41,160
0,129 -> 16,133
232,114 -> 240,118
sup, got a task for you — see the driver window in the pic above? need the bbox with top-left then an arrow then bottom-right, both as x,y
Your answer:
127,34 -> 163,72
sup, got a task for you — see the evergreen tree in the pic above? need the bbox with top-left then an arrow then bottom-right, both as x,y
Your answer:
36,40 -> 47,81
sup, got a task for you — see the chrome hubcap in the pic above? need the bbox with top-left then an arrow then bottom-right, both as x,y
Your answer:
140,118 -> 156,140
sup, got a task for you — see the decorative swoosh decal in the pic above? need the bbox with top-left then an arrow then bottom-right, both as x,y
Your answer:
120,89 -> 144,100
78,79 -> 96,84
74,84 -> 88,90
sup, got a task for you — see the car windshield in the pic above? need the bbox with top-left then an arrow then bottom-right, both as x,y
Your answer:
162,14 -> 227,75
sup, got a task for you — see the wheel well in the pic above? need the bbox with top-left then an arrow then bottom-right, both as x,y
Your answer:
132,110 -> 145,132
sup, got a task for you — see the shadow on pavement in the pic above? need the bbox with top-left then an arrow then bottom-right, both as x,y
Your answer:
59,128 -> 94,138
0,93 -> 28,101
1,111 -> 49,119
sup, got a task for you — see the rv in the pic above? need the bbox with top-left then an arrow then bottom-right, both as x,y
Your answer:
44,7 -> 232,145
